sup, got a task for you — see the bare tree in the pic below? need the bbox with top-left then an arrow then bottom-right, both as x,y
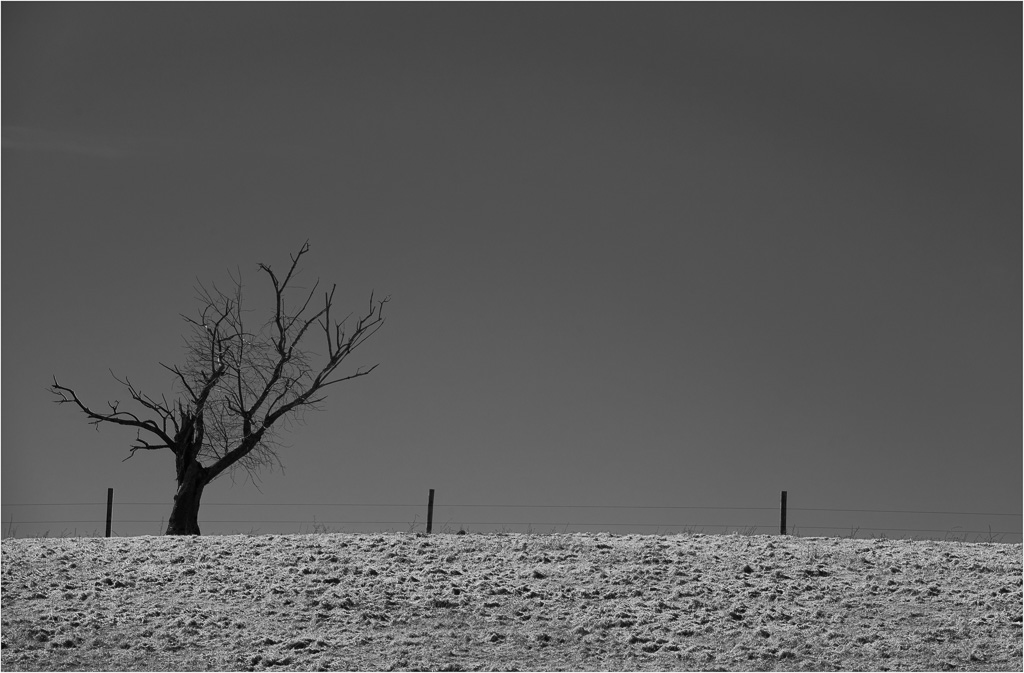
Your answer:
51,242 -> 388,535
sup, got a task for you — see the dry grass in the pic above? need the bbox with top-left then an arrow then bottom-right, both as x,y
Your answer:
2,532 -> 1021,671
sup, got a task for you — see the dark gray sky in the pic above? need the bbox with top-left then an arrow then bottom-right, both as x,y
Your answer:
3,4 -> 1020,540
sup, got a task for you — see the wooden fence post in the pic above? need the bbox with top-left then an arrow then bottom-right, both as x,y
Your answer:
780,490 -> 787,536
105,488 -> 114,538
426,488 -> 435,534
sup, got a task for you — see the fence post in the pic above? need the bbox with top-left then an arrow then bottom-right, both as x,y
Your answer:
780,490 -> 787,536
105,488 -> 114,538
426,489 -> 435,534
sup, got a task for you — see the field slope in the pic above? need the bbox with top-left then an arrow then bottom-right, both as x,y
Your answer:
2,532 -> 1021,671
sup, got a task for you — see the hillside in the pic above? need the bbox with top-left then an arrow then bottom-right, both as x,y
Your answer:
2,532 -> 1021,671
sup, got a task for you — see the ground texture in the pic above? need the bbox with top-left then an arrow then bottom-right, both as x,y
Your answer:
1,533 -> 1021,671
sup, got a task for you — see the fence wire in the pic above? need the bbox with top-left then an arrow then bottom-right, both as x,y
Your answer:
2,498 -> 1020,541
3,501 -> 1020,517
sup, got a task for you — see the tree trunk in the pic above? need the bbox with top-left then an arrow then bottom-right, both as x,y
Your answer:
166,459 -> 208,535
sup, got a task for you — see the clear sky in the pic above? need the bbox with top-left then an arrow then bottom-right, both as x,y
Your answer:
3,4 -> 1020,541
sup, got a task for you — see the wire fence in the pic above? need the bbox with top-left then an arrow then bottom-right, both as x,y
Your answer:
2,493 -> 1021,542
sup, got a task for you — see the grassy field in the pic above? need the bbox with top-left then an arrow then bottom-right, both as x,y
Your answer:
2,532 -> 1021,671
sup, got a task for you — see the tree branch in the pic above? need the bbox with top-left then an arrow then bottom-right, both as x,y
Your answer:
51,377 -> 176,449
53,241 -> 386,494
